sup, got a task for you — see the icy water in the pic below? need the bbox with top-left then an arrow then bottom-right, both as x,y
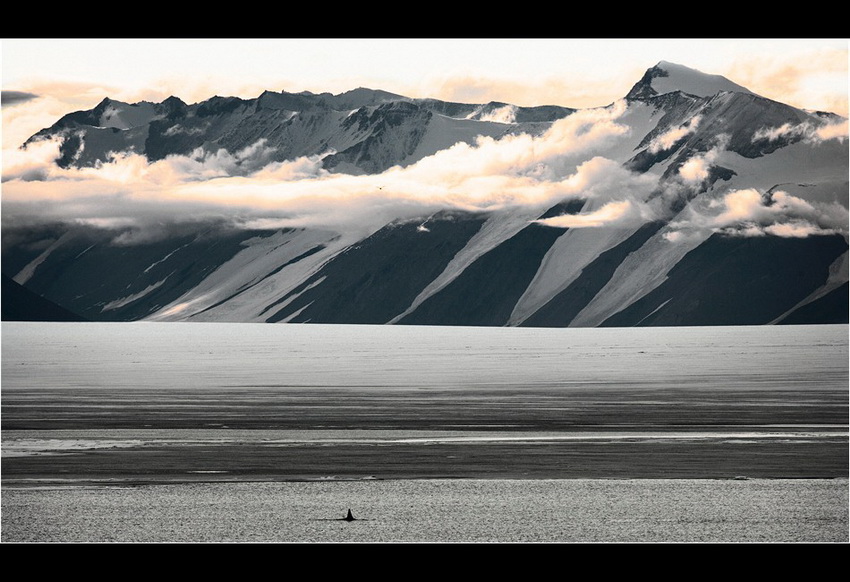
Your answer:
3,479 -> 847,543
2,322 -> 848,543
4,321 -> 847,392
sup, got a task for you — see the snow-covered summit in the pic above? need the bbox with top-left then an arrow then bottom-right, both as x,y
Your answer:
627,61 -> 755,101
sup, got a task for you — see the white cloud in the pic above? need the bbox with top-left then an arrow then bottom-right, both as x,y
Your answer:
164,124 -> 207,137
677,137 -> 728,185
474,104 -> 518,124
533,157 -> 661,229
665,187 -> 849,240
648,116 -> 701,153
815,119 -> 850,142
678,154 -> 712,184
534,200 -> 637,228
753,119 -> 849,144
763,220 -> 837,238
3,100 -> 646,240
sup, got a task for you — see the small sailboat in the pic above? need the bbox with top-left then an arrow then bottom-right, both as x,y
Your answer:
342,508 -> 356,522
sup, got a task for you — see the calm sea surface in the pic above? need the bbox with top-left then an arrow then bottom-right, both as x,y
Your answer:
2,322 -> 848,542
2,322 -> 847,391
3,478 -> 847,543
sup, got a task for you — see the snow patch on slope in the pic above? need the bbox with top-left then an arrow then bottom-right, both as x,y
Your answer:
149,228 -> 363,323
144,242 -> 192,273
406,113 -> 511,167
102,278 -> 168,311
594,100 -> 661,164
509,222 -> 644,325
99,101 -> 162,130
651,61 -> 754,99
13,231 -> 73,285
770,246 -> 848,323
569,221 -> 707,327
144,229 -> 331,321
389,207 -> 546,323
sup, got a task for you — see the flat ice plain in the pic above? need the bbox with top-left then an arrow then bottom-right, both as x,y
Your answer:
2,322 -> 848,543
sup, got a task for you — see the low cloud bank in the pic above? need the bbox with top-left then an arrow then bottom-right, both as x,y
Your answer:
753,119 -> 849,144
664,188 -> 849,242
3,98 -> 847,247
3,102 -> 650,241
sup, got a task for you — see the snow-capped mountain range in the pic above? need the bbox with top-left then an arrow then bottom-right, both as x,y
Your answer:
3,61 -> 848,326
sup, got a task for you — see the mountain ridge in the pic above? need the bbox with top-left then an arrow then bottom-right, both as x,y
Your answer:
5,61 -> 847,326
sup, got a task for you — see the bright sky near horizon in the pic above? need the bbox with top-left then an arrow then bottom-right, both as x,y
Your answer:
3,38 -> 848,110
1,38 -> 847,244
2,38 -> 847,155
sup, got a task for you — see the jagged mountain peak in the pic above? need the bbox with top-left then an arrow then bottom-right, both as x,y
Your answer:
241,87 -> 410,113
627,61 -> 756,101
160,95 -> 188,109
